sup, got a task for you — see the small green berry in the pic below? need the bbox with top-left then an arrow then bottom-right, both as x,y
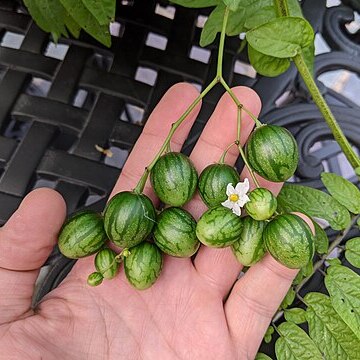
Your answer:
87,272 -> 104,287
245,188 -> 277,221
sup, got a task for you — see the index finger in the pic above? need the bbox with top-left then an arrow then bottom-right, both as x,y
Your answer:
109,83 -> 201,202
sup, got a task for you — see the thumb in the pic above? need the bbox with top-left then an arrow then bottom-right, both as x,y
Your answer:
0,188 -> 66,323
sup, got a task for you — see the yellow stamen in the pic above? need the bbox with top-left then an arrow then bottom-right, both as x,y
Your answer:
229,194 -> 239,202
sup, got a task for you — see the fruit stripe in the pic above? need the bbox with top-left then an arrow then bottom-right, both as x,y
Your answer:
104,192 -> 156,248
150,152 -> 198,206
246,125 -> 298,182
153,207 -> 199,257
264,214 -> 314,269
58,211 -> 107,259
106,194 -> 141,240
124,242 -> 163,290
231,217 -> 265,266
246,188 -> 277,220
95,248 -> 119,279
198,164 -> 240,207
196,206 -> 243,248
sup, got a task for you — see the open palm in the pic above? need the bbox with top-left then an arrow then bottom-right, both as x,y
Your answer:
0,84 -> 311,360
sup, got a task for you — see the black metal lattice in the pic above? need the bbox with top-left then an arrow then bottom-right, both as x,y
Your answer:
0,1 -> 360,353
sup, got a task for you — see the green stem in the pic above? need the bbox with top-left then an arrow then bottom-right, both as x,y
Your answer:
274,0 -> 290,16
219,141 -> 237,164
274,0 -> 360,170
220,78 -> 263,128
237,105 -> 242,142
236,107 -> 261,187
217,7 -> 230,78
134,77 -> 218,194
293,53 -> 360,169
94,248 -> 129,278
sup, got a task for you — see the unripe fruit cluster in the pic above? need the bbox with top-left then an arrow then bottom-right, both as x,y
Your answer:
57,124 -> 314,290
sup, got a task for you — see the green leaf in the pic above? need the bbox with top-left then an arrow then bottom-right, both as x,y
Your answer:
293,261 -> 313,285
223,0 -> 240,11
277,184 -> 351,230
305,292 -> 360,359
244,6 -> 276,29
241,0 -> 274,30
321,172 -> 360,214
356,167 -> 360,176
313,221 -> 329,254
264,334 -> 272,343
24,0 -> 68,41
325,265 -> 360,340
246,17 -> 314,58
287,0 -> 303,17
64,12 -> 81,38
284,308 -> 307,324
200,4 -> 245,46
171,0 -> 219,7
293,270 -> 304,285
248,45 -> 290,77
275,322 -> 323,360
256,353 -> 272,360
82,0 -> 116,25
281,287 -> 295,309
200,5 -> 223,46
326,258 -> 341,266
345,237 -> 360,268
265,325 -> 274,343
302,260 -> 313,277
59,0 -> 111,46
226,7 -> 245,35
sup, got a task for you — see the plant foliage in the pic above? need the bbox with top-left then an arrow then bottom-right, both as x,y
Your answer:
23,0 -> 114,46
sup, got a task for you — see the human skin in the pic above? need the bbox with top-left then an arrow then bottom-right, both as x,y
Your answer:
0,83 -> 314,360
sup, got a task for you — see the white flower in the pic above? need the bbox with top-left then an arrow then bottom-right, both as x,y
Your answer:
221,178 -> 250,216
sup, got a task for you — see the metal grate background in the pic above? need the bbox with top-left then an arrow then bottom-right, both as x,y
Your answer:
0,0 -> 360,355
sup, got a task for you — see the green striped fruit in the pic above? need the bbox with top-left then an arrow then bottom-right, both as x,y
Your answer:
198,163 -> 240,208
95,248 -> 119,279
124,242 -> 163,290
263,213 -> 315,269
104,191 -> 156,248
150,152 -> 198,206
196,206 -> 243,248
246,125 -> 299,182
153,207 -> 199,257
231,217 -> 266,266
245,187 -> 277,221
87,272 -> 103,287
58,211 -> 107,259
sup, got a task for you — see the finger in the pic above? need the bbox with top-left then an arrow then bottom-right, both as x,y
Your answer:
0,188 -> 66,323
225,213 -> 315,359
189,87 -> 261,297
109,82 -> 201,202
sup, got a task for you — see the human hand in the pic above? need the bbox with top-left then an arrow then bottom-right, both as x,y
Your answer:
0,83 -> 313,360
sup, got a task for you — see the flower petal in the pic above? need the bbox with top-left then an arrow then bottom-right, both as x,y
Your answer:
232,203 -> 241,216
235,178 -> 250,195
238,194 -> 251,207
243,178 -> 250,193
226,183 -> 236,196
221,199 -> 233,210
